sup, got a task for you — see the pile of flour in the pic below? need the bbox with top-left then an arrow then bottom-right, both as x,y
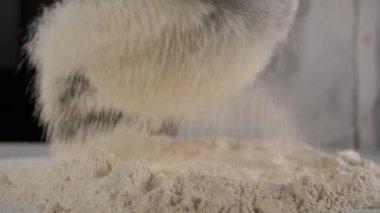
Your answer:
1,134 -> 380,212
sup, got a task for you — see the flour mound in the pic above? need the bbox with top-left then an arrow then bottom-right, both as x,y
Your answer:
1,138 -> 380,213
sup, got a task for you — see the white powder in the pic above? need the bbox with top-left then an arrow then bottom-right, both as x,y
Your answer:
1,135 -> 380,213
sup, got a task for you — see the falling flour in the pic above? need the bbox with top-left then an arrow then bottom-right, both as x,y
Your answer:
1,134 -> 380,213
8,0 -> 379,212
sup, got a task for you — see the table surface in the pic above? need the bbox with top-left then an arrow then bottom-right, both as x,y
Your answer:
0,143 -> 48,159
0,143 -> 380,165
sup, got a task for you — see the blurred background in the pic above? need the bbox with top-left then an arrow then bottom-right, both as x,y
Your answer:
0,0 -> 53,142
265,0 -> 380,151
0,0 -> 379,154
181,0 -> 380,153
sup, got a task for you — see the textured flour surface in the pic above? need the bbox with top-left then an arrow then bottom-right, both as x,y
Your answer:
1,136 -> 380,213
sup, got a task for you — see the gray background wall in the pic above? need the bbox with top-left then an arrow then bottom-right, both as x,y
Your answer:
263,0 -> 380,149
181,0 -> 380,150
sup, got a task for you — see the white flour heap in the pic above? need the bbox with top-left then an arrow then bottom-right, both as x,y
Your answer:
1,133 -> 380,212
